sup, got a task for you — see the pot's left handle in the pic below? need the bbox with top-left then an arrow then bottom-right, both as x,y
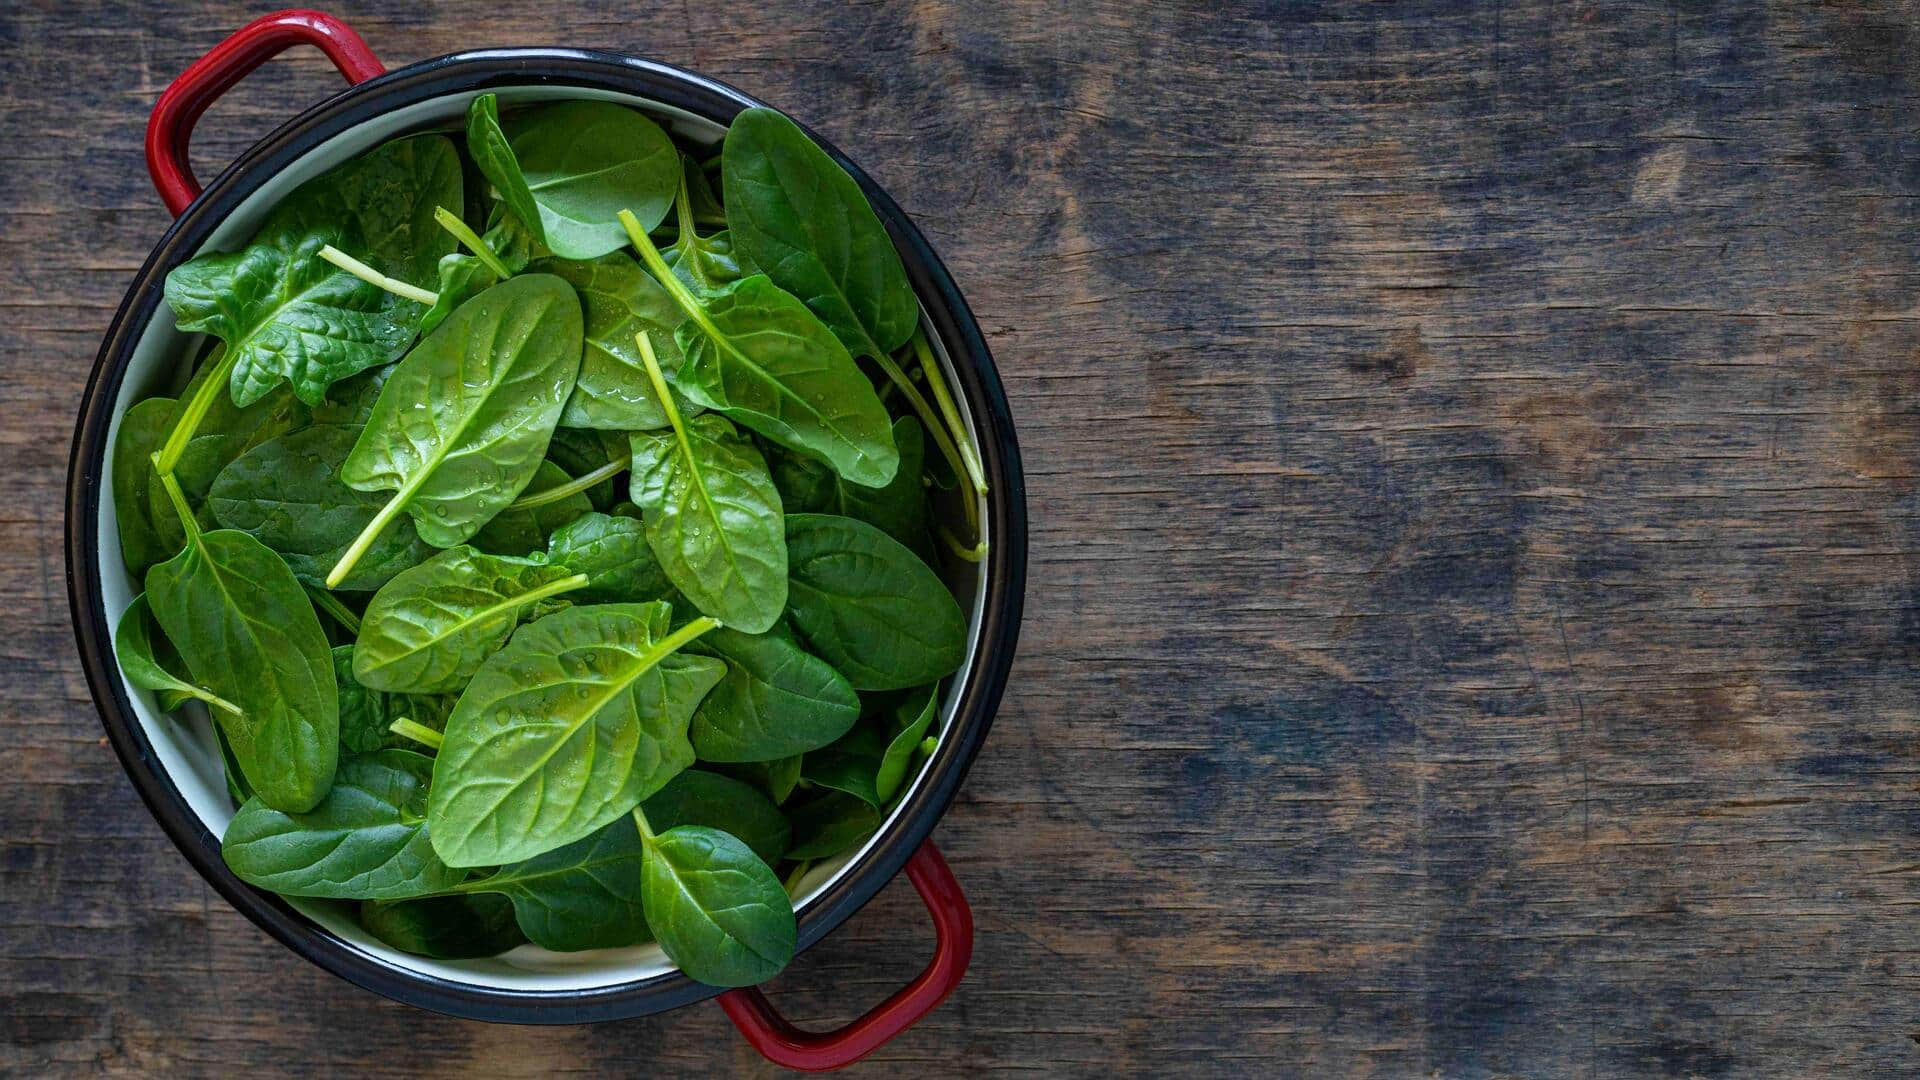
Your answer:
146,9 -> 384,215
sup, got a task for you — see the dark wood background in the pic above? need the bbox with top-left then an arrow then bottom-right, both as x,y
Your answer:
7,0 -> 1920,1074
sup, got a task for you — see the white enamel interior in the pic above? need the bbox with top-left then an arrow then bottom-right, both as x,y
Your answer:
94,83 -> 991,992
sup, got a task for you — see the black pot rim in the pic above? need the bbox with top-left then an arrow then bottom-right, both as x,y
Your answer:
65,47 -> 1026,1024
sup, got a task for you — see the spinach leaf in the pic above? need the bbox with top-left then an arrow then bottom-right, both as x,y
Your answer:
331,274 -> 584,586
622,213 -> 898,488
114,593 -> 240,718
784,514 -> 966,690
773,415 -> 927,548
640,769 -> 790,867
544,428 -> 629,511
310,363 -> 392,426
209,424 -> 436,592
464,95 -> 546,256
428,602 -> 724,867
217,725 -> 254,808
876,686 -> 938,803
536,252 -> 686,430
546,511 -> 673,602
784,791 -> 881,861
470,460 -> 592,555
688,625 -> 859,762
458,818 -> 650,951
360,892 -> 527,960
334,646 -> 401,754
147,433 -> 231,551
638,818 -> 795,986
629,386 -> 788,634
113,398 -> 178,576
352,545 -> 588,694
721,107 -> 918,360
666,156 -> 753,294
721,754 -> 804,806
145,476 -> 337,813
802,724 -> 885,807
221,750 -> 464,900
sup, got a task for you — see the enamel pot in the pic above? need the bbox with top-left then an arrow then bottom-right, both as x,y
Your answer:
64,10 -> 1025,1070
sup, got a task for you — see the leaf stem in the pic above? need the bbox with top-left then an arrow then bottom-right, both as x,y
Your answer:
155,346 -> 239,476
433,207 -> 513,280
634,332 -> 692,452
632,805 -> 657,844
783,860 -> 814,898
621,209 -> 719,343
871,349 -> 978,536
153,463 -> 202,548
506,454 -> 632,512
937,524 -> 986,563
912,330 -> 988,497
318,245 -> 439,306
304,584 -> 362,636
325,490 -> 411,588
388,717 -> 443,751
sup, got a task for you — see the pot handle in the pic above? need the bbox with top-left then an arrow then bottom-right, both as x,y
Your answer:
717,842 -> 973,1071
145,9 -> 384,216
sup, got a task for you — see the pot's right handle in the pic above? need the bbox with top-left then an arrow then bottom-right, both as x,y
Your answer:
146,9 -> 384,216
717,842 -> 974,1071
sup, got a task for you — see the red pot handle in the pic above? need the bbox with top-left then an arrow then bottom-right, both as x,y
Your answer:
717,842 -> 973,1071
145,9 -> 384,216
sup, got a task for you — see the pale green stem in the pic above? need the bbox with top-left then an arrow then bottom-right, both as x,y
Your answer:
187,684 -> 244,718
325,489 -> 412,588
433,207 -> 513,279
155,346 -> 239,476
154,464 -> 202,548
632,805 -> 657,844
506,454 -> 632,511
918,735 -> 939,757
912,330 -> 989,497
621,210 -> 718,340
319,245 -> 439,305
872,349 -> 979,536
783,860 -> 814,898
388,717 -> 443,751
937,524 -> 986,563
304,585 -> 362,636
634,332 -> 691,451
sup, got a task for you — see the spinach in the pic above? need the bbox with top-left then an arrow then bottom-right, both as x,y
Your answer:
114,593 -> 240,718
666,157 -> 753,294
722,107 -> 918,360
112,398 -> 178,576
784,791 -> 881,861
628,334 -> 788,633
470,95 -> 680,260
641,768 -> 791,867
145,474 -> 337,813
330,274 -> 583,586
688,625 -> 859,762
220,750 -> 464,900
209,424 -> 436,592
454,818 -> 650,951
802,724 -> 885,807
469,460 -> 592,555
428,602 -> 724,867
721,754 -> 804,806
545,511 -> 673,602
544,428 -> 630,511
621,211 -> 899,488
360,893 -> 527,960
334,646 -> 401,754
351,545 -> 588,694
876,686 -> 938,803
636,814 -> 795,986
785,514 -> 966,690
537,252 -> 686,430
773,415 -> 928,548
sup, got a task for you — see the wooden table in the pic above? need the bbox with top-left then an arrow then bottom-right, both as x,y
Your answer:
7,1 -> 1920,1074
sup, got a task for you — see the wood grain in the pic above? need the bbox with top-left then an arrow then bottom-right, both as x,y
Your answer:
7,0 -> 1920,1074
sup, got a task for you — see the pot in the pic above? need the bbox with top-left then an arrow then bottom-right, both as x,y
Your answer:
64,9 -> 1025,1070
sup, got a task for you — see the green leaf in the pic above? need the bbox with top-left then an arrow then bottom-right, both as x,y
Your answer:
112,398 -> 178,576
537,252 -> 687,430
630,412 -> 787,633
310,363 -> 393,426
465,95 -> 546,254
784,514 -> 966,690
773,415 -> 927,548
546,511 -> 673,603
784,791 -> 881,861
802,724 -> 885,807
688,625 -> 859,762
505,101 -> 680,259
876,686 -> 938,803
209,424 -> 436,592
640,769 -> 790,867
360,892 -> 527,960
461,818 -> 650,951
352,545 -> 588,694
722,107 -> 918,359
221,750 -> 464,899
428,602 -> 724,867
544,428 -> 630,511
114,593 -> 238,716
419,251 -> 493,336
338,274 -> 583,568
470,460 -> 593,555
147,433 -> 231,551
146,520 -> 337,813
640,823 -> 795,986
334,646 -> 400,753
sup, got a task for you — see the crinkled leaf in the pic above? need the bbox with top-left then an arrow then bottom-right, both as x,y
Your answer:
784,514 -> 965,690
688,625 -> 859,762
546,511 -> 673,602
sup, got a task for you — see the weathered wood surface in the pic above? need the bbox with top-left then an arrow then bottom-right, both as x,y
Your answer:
6,0 -> 1920,1074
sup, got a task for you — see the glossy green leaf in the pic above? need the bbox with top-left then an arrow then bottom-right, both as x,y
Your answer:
221,750 -> 463,899
688,625 -> 859,762
352,545 -> 588,694
209,424 -> 436,592
773,415 -> 927,548
630,412 -> 787,633
537,252 -> 686,430
784,791 -> 882,861
465,95 -> 545,254
470,460 -> 592,555
640,769 -> 790,866
784,514 -> 966,690
360,892 -> 527,960
876,686 -> 938,803
639,822 -> 795,986
338,274 -> 583,570
112,398 -> 177,576
504,101 -> 680,258
802,724 -> 884,807
546,511 -> 673,602
428,602 -> 724,867
722,107 -> 918,359
334,646 -> 401,753
114,593 -> 238,716
460,818 -> 650,951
